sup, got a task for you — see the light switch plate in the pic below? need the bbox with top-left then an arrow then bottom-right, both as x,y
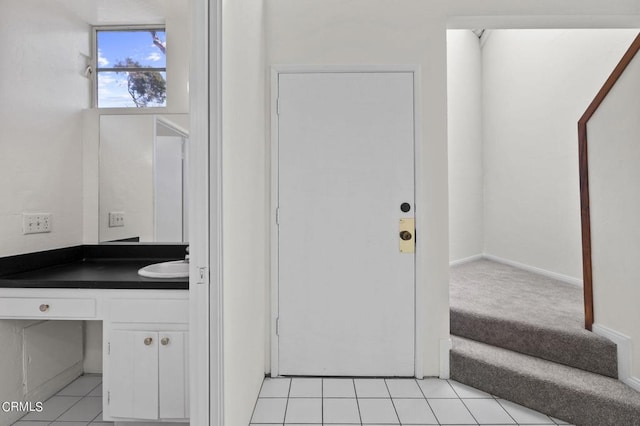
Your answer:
23,213 -> 52,234
108,211 -> 125,227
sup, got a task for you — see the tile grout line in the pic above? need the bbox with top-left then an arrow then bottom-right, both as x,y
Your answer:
88,408 -> 103,424
456,398 -> 482,425
320,378 -> 323,425
250,376 -> 570,426
382,379 -> 402,425
51,386 -> 94,423
14,377 -> 105,426
283,377 -> 292,425
492,398 -> 519,425
87,381 -> 105,425
495,398 -> 554,426
351,378 -> 363,426
448,380 -> 481,425
248,375 -> 267,423
415,378 -> 444,425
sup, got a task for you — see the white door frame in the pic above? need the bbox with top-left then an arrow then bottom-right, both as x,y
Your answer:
270,65 -> 424,378
189,0 -> 223,424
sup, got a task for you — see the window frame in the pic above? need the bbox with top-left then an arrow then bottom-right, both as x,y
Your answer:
93,25 -> 168,109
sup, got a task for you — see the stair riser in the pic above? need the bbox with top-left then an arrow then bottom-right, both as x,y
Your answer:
451,309 -> 618,378
451,350 -> 640,426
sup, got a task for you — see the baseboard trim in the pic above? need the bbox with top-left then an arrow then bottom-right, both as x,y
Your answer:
449,254 -> 483,267
592,323 -> 639,390
25,362 -> 83,402
115,422 -> 188,426
624,376 -> 640,392
439,338 -> 452,379
482,254 -> 583,287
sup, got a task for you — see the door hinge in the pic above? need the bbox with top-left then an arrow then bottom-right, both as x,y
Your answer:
276,98 -> 280,115
197,267 -> 208,284
107,342 -> 110,355
275,207 -> 280,225
276,317 -> 280,336
107,391 -> 110,405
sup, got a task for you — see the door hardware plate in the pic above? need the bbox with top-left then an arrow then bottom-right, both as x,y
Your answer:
399,218 -> 415,253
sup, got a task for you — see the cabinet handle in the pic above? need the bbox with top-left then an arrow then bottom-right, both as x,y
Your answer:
39,304 -> 49,312
161,337 -> 170,346
144,337 -> 153,346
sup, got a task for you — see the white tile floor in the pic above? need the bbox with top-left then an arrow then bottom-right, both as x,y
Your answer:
10,374 -> 577,425
12,375 -> 112,426
250,377 -> 576,426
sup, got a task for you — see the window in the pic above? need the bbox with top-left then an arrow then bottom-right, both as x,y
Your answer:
95,27 -> 167,108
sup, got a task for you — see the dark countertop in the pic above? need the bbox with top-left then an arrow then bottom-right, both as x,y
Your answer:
0,244 -> 188,290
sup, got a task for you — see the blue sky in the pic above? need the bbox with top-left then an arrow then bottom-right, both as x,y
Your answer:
97,30 -> 166,108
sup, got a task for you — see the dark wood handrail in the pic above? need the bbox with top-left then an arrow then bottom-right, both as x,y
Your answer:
578,33 -> 640,331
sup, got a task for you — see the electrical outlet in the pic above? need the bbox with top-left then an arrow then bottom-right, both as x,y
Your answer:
109,211 -> 125,227
23,213 -> 52,234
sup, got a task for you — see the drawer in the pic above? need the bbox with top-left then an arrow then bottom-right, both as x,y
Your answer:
0,297 -> 96,319
110,299 -> 188,324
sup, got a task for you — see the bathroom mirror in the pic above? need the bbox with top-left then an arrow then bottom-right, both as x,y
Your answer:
98,114 -> 189,243
0,0 -> 191,255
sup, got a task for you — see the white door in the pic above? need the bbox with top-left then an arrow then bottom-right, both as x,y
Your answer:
277,71 -> 416,376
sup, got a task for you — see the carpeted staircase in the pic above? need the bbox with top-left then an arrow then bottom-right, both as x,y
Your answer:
450,259 -> 640,426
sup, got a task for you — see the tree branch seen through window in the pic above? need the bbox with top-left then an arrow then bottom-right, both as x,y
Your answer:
95,28 -> 167,108
114,32 -> 166,108
114,58 -> 167,108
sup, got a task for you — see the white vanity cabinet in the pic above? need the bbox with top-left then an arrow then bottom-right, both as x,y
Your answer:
0,287 -> 189,423
107,330 -> 188,420
103,293 -> 189,423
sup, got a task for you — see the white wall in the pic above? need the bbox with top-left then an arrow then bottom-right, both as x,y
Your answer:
83,321 -> 103,373
0,320 -> 30,425
447,30 -> 484,263
155,135 -> 185,242
99,115 -> 155,242
262,2 -> 640,383
22,321 -> 84,401
0,0 -> 90,258
222,0 -> 267,424
0,2 -> 90,423
589,45 -> 640,379
99,113 -> 190,243
163,0 -> 191,115
267,0 -> 452,378
212,1 -> 640,422
481,29 -> 638,282
0,319 -> 83,426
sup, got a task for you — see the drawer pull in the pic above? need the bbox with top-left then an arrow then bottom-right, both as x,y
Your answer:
39,304 -> 50,312
144,337 -> 153,346
161,337 -> 170,346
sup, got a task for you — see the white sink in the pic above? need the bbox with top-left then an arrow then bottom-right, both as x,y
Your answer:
138,260 -> 189,279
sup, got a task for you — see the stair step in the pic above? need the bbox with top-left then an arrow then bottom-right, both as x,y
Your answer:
451,307 -> 618,377
450,259 -> 618,377
450,336 -> 640,426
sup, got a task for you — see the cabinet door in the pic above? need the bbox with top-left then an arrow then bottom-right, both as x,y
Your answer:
109,330 -> 159,420
159,331 -> 189,418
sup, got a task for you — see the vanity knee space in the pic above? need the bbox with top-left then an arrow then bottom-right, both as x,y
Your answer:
0,288 -> 189,424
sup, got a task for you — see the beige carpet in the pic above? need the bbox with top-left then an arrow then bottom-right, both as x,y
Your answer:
449,259 -> 640,425
450,258 -> 617,377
